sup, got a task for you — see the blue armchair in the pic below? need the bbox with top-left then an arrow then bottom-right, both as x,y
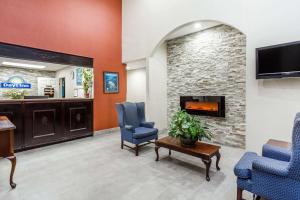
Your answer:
262,141 -> 291,162
261,113 -> 300,162
115,102 -> 158,156
234,116 -> 300,200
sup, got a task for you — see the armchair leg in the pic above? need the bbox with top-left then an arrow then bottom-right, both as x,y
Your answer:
237,188 -> 243,200
121,140 -> 124,149
135,144 -> 139,156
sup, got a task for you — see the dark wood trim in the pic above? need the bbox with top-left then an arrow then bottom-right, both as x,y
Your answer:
0,99 -> 93,152
15,133 -> 93,152
103,71 -> 119,94
122,141 -> 154,156
0,98 -> 93,104
32,109 -> 56,138
69,107 -> 87,132
237,188 -> 243,200
0,42 -> 93,68
135,144 -> 139,156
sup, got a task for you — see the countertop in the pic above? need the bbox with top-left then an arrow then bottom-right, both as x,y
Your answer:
0,98 -> 93,103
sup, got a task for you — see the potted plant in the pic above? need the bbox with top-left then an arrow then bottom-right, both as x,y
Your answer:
169,109 -> 212,147
3,89 -> 28,99
83,68 -> 93,98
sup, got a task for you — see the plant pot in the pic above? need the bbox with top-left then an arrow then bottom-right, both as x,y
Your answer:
180,137 -> 198,147
84,93 -> 89,98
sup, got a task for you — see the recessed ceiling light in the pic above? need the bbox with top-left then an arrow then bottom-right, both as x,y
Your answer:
194,23 -> 202,29
2,61 -> 46,69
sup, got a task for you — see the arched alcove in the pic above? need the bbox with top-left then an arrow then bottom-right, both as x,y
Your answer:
147,20 -> 246,148
150,20 -> 245,57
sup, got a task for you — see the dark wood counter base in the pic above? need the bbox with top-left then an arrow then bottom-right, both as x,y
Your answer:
155,136 -> 221,181
0,99 -> 93,152
15,133 -> 93,153
0,116 -> 17,188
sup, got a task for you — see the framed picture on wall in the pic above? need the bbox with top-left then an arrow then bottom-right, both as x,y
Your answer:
103,71 -> 119,94
75,67 -> 83,86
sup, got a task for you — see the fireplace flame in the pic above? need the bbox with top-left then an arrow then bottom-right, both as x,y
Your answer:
185,101 -> 218,112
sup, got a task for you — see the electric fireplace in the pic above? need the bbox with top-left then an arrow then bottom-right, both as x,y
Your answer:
180,96 -> 225,117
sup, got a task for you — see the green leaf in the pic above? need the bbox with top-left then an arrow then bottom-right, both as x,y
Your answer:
168,108 -> 212,141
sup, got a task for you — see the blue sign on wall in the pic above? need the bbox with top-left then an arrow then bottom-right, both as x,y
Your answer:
0,76 -> 31,89
0,82 -> 31,89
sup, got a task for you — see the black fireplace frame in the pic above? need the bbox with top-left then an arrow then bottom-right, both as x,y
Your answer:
180,96 -> 225,118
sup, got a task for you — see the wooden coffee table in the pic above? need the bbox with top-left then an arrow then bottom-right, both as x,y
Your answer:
155,136 -> 221,181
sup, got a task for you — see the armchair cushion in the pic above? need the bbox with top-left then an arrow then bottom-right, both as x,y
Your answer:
140,121 -> 155,128
133,127 -> 158,139
125,125 -> 135,132
262,144 -> 291,162
234,152 -> 258,179
252,157 -> 289,177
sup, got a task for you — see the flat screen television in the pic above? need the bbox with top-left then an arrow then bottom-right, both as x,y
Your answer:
256,41 -> 300,79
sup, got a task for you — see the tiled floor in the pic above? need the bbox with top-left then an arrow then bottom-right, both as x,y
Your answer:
0,131 -> 253,200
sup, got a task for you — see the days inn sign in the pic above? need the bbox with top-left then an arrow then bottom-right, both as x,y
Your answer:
0,76 -> 31,89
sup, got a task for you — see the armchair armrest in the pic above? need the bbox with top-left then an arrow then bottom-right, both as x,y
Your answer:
252,157 -> 289,177
262,144 -> 291,162
140,121 -> 155,128
125,125 -> 135,132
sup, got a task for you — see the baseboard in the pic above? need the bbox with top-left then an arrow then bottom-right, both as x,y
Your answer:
94,127 -> 120,135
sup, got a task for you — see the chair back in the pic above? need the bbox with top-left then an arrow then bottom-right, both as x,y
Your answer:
115,102 -> 146,128
115,103 -> 125,128
294,112 -> 300,123
288,116 -> 300,180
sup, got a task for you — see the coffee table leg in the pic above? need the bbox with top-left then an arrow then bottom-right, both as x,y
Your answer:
169,149 -> 171,156
216,151 -> 221,171
155,146 -> 160,161
7,156 -> 17,189
202,159 -> 212,181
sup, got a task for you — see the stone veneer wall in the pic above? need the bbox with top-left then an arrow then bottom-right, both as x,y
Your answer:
167,25 -> 246,148
0,66 -> 55,98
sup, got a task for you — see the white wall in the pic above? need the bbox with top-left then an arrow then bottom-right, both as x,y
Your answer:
55,66 -> 89,98
126,68 -> 147,103
56,66 -> 76,98
122,0 -> 300,152
147,43 -> 168,131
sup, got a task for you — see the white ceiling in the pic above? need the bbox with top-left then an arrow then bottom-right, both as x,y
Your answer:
0,57 -> 73,71
165,21 -> 221,40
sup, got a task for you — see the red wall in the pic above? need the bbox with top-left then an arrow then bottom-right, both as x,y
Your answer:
0,0 -> 126,130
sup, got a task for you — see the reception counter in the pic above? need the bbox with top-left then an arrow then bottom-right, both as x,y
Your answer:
0,98 -> 93,151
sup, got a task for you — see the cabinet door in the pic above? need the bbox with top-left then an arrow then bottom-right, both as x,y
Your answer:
24,101 -> 64,148
0,103 -> 23,151
64,101 -> 93,138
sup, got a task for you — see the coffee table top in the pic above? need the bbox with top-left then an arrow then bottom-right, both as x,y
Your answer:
156,136 -> 220,160
0,116 -> 15,132
267,139 -> 291,149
